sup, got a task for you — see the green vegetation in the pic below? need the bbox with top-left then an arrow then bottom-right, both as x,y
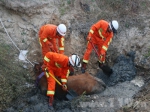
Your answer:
58,0 -> 74,16
0,42 -> 31,111
71,91 -> 87,108
60,7 -> 66,16
95,0 -> 149,30
144,48 -> 150,58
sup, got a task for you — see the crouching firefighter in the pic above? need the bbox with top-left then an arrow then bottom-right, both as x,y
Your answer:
42,52 -> 81,109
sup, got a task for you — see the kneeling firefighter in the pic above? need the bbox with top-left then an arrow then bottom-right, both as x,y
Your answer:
42,52 -> 81,109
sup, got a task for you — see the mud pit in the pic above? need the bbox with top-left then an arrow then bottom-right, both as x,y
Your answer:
1,0 -> 150,112
3,52 -> 144,112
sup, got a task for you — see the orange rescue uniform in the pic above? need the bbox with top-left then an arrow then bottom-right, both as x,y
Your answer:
43,52 -> 70,97
39,24 -> 65,57
83,20 -> 113,63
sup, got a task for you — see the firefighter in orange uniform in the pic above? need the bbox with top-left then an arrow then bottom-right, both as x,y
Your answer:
81,20 -> 119,74
42,52 -> 81,109
39,24 -> 67,57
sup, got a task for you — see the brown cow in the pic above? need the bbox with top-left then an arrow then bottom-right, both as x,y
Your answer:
33,62 -> 106,100
67,73 -> 106,95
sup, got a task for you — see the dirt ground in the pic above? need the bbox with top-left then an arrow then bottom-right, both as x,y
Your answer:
0,0 -> 150,112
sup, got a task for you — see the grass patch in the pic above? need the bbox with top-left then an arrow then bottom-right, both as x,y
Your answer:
95,0 -> 149,30
0,42 -> 31,111
144,48 -> 150,58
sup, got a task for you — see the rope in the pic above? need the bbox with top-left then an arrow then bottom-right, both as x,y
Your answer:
0,18 -> 34,66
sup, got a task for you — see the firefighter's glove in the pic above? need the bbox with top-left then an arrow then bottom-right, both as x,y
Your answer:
62,84 -> 67,91
99,62 -> 104,69
41,64 -> 46,71
100,50 -> 105,56
48,43 -> 55,52
48,43 -> 53,48
81,62 -> 87,73
69,67 -> 74,76
87,36 -> 91,41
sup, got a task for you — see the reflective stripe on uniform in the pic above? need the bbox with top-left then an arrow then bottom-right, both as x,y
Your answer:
99,55 -> 104,63
43,38 -> 48,42
39,38 -> 42,46
99,60 -> 102,63
44,56 -> 50,62
83,59 -> 88,63
59,47 -> 64,50
45,72 -> 49,78
61,38 -> 64,46
66,70 -> 70,78
98,60 -> 105,63
98,28 -> 105,40
61,79 -> 67,83
55,63 -> 61,68
47,90 -> 55,95
90,29 -> 94,34
108,38 -> 112,45
102,46 -> 107,51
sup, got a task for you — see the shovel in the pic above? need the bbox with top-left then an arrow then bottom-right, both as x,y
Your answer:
46,71 -> 78,100
89,40 -> 112,76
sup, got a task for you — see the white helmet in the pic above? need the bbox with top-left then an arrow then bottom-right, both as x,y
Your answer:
109,20 -> 119,33
57,24 -> 67,36
69,54 -> 81,67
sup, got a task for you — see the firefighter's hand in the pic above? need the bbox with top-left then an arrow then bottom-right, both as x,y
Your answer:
48,43 -> 53,48
41,64 -> 46,71
87,36 -> 91,41
99,62 -> 104,68
48,43 -> 55,52
69,66 -> 74,76
81,68 -> 85,73
100,50 -> 105,56
62,84 -> 67,91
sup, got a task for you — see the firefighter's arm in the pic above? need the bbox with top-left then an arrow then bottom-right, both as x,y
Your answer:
101,34 -> 113,55
61,69 -> 70,91
51,38 -> 58,53
58,37 -> 64,54
61,69 -> 70,85
86,26 -> 95,41
45,40 -> 53,50
42,55 -> 50,71
45,41 -> 55,52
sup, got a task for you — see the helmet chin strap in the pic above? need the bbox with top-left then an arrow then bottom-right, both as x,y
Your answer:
56,31 -> 61,36
74,55 -> 77,67
68,61 -> 71,66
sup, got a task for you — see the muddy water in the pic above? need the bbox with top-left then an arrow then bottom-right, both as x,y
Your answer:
96,51 -> 136,87
3,52 -> 144,112
77,51 -> 144,112
3,80 -> 143,112
77,81 -> 142,112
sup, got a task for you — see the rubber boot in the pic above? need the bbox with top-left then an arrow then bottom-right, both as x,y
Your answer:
48,96 -> 54,110
81,62 -> 87,73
